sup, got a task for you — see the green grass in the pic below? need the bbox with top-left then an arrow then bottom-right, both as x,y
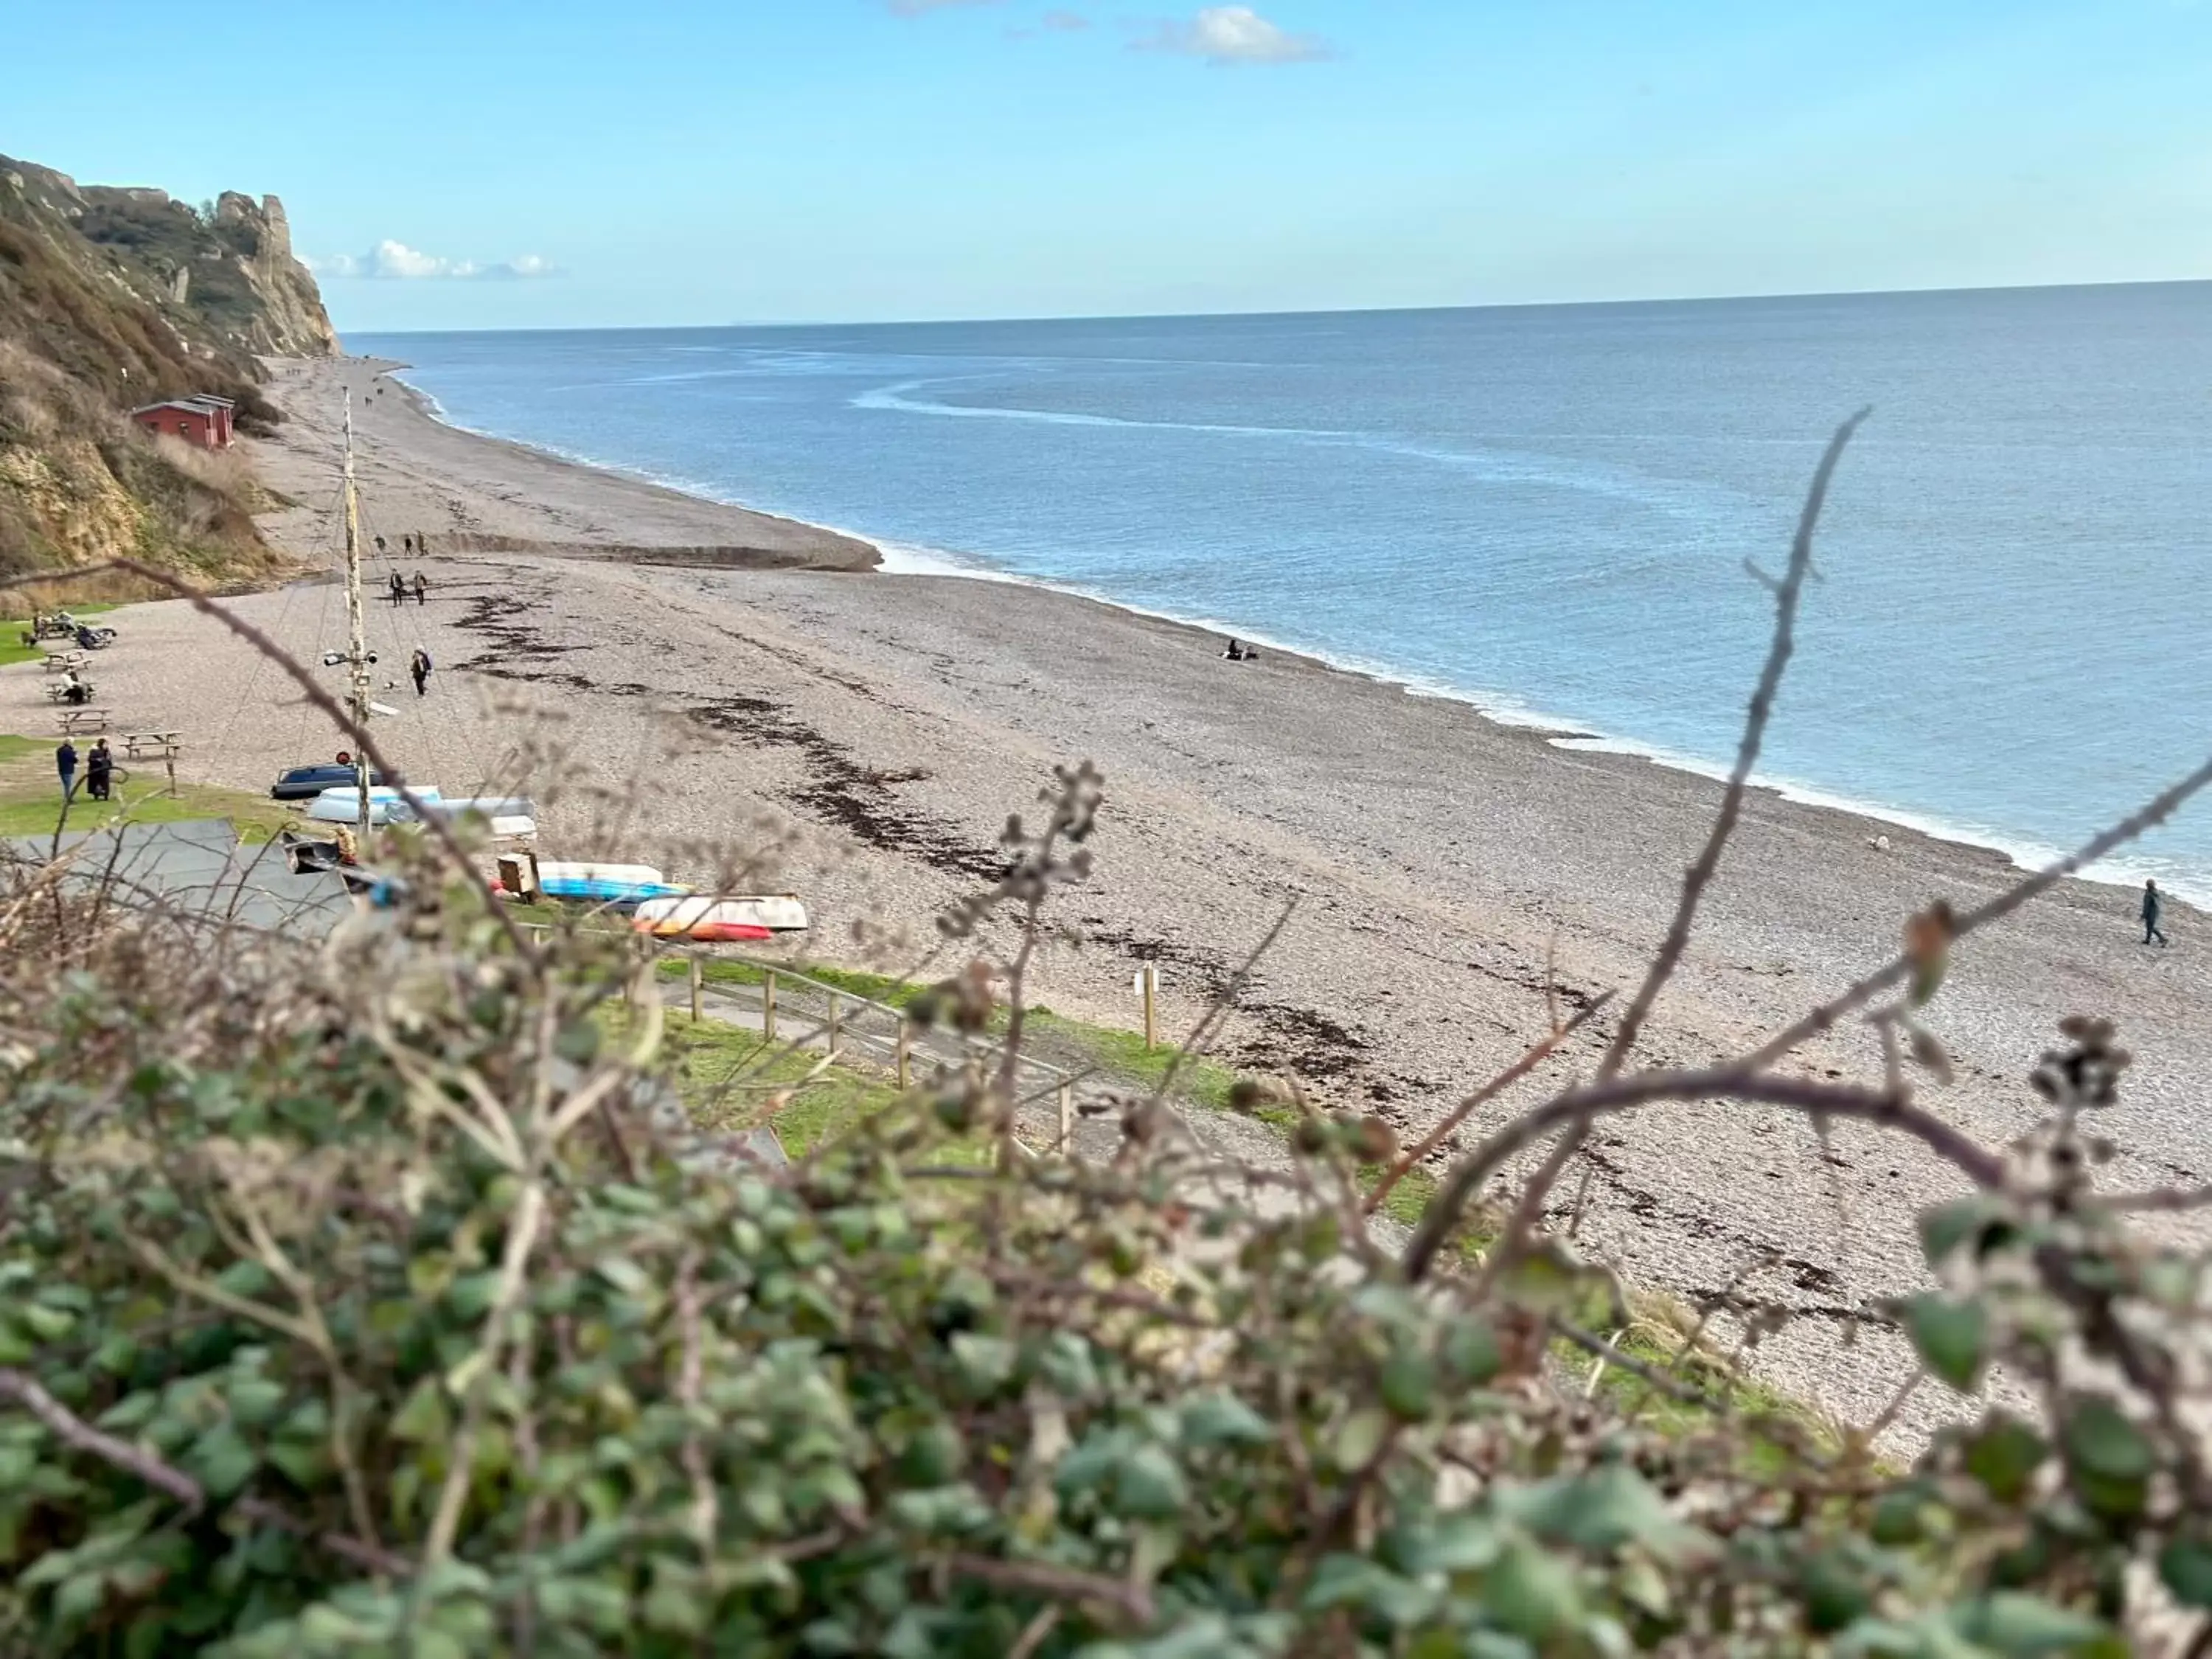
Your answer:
0,606 -> 119,668
658,1009 -> 906,1158
655,954 -> 924,1010
0,731 -> 296,843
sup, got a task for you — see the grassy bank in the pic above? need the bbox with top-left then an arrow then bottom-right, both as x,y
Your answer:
0,730 -> 293,841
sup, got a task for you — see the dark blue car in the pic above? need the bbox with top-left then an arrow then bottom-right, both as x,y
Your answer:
271,763 -> 389,802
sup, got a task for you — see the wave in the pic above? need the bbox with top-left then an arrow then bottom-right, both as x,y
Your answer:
854,378 -> 1733,521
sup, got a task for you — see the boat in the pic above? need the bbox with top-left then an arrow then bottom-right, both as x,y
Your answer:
631,894 -> 810,942
531,860 -> 692,908
307,786 -> 442,828
411,796 -> 538,841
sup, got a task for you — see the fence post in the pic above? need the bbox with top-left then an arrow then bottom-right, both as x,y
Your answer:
763,970 -> 778,1043
1141,965 -> 1158,1051
897,1020 -> 911,1091
827,990 -> 842,1047
689,956 -> 703,1022
1058,1081 -> 1074,1155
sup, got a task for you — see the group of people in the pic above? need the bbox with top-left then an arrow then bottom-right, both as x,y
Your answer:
53,737 -> 114,802
386,571 -> 430,605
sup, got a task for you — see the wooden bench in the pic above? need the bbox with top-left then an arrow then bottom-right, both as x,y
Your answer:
56,708 -> 111,736
121,731 -> 182,762
41,652 -> 88,675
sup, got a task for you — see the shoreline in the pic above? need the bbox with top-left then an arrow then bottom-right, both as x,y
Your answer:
375,354 -> 2194,908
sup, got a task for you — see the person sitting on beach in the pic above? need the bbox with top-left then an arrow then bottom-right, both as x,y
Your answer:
1222,638 -> 1248,661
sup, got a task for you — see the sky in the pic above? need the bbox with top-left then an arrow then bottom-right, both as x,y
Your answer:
5,1 -> 2209,331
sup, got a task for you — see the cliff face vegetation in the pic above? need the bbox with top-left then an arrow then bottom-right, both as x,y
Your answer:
0,154 -> 337,585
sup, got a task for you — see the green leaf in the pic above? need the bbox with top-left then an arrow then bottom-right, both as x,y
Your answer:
1112,1443 -> 1188,1522
1918,1197 -> 2003,1267
948,1332 -> 1018,1392
1178,1392 -> 1273,1448
1331,1407 -> 1389,1473
1903,1294 -> 1989,1393
1964,1416 -> 2048,1506
390,1377 -> 451,1444
1483,1539 -> 1582,1643
185,1422 -> 258,1498
2159,1537 -> 2212,1610
1405,1512 -> 1503,1575
1801,1552 -> 1872,1634
1379,1347 -> 1436,1422
2062,1398 -> 2153,1481
1949,1592 -> 2109,1655
1511,1466 -> 1707,1560
1441,1321 -> 1503,1388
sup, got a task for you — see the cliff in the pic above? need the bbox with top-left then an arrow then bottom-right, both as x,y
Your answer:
0,153 -> 337,583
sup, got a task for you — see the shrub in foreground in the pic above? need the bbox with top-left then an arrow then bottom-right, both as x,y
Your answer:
2,801 -> 2211,1659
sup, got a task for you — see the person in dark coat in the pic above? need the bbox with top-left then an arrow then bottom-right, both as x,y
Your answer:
387,572 -> 406,605
85,738 -> 113,802
55,739 -> 77,798
410,648 -> 432,698
2143,880 -> 2168,947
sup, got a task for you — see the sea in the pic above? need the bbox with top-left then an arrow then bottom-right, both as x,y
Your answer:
357,282 -> 2212,901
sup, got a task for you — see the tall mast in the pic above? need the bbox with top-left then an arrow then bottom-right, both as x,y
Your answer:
340,391 -> 372,843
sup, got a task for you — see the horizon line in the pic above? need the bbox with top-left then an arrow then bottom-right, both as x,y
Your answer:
338,273 -> 2212,338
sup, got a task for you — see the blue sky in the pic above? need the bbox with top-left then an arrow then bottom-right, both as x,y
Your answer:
6,1 -> 2208,331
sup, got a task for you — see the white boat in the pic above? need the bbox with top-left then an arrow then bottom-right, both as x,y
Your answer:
412,797 -> 538,840
632,894 -> 810,942
306,786 -> 442,827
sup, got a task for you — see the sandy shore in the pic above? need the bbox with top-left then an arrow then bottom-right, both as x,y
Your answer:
25,352 -> 2212,1443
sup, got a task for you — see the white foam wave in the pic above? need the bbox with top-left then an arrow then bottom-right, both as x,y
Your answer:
855,379 -> 1728,520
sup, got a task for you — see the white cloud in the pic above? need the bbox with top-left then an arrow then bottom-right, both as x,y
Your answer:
1136,5 -> 1333,64
305,240 -> 562,281
1041,9 -> 1090,28
886,0 -> 1000,13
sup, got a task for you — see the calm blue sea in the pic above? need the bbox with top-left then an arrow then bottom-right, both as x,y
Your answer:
358,284 -> 2212,898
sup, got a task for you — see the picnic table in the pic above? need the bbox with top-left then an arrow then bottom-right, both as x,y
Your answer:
121,731 -> 182,761
41,652 -> 88,675
56,708 -> 111,736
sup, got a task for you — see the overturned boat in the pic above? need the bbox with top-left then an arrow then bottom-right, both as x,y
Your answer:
306,785 -> 441,828
529,860 -> 692,908
631,894 -> 810,943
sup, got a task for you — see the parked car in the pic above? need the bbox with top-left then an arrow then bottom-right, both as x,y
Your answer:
271,762 -> 389,801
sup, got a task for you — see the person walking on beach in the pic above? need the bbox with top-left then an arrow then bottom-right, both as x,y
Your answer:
409,647 -> 432,698
387,571 -> 406,605
412,571 -> 428,605
85,738 -> 113,803
2143,880 -> 2168,947
55,739 -> 77,799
